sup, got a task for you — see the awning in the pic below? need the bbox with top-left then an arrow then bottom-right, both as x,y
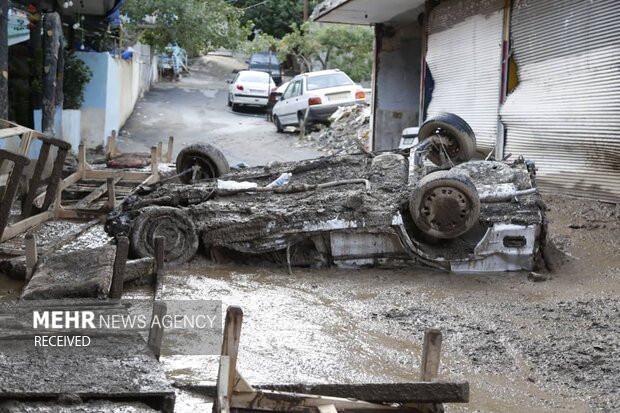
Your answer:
8,12 -> 30,46
312,0 -> 425,24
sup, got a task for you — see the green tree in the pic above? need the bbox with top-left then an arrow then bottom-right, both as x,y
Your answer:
122,0 -> 250,54
63,51 -> 93,109
234,0 -> 320,38
278,22 -> 373,82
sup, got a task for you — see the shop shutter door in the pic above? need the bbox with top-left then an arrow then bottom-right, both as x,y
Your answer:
426,0 -> 504,152
500,0 -> 620,202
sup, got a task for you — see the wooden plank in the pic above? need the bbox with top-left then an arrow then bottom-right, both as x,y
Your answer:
151,146 -> 159,181
40,147 -> 69,212
21,142 -> 51,217
0,211 -> 55,242
109,237 -> 129,299
0,159 -> 28,240
420,329 -> 442,382
166,136 -> 174,163
0,126 -> 30,138
108,132 -> 118,159
184,382 -> 469,404
229,389 -> 415,412
216,356 -> 231,413
107,178 -> 117,209
16,130 -> 33,156
147,301 -> 167,360
71,177 -> 121,210
221,306 -> 244,399
83,170 -> 151,182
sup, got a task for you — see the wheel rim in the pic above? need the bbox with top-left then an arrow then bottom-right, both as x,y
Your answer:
431,131 -> 462,160
419,185 -> 473,235
186,156 -> 217,181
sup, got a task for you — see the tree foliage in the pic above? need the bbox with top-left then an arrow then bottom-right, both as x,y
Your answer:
234,0 -> 320,38
63,51 -> 93,109
276,22 -> 373,82
122,0 -> 250,54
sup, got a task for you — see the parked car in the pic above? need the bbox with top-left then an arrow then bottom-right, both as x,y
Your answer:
227,70 -> 276,111
248,51 -> 283,85
271,69 -> 366,134
266,81 -> 290,121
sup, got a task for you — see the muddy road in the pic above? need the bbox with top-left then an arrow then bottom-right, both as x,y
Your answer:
118,54 -> 320,166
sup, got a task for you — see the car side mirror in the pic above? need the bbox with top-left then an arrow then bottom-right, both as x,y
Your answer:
245,60 -> 249,64
227,80 -> 232,84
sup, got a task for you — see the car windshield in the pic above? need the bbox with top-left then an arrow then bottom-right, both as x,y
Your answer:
306,73 -> 354,91
239,72 -> 271,83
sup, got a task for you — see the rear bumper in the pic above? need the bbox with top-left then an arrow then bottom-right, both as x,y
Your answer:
234,94 -> 268,106
307,101 -> 360,122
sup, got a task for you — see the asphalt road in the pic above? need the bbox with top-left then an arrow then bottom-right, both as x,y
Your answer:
118,55 -> 320,167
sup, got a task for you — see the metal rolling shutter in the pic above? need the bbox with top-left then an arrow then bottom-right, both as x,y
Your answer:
425,0 -> 504,151
500,0 -> 620,203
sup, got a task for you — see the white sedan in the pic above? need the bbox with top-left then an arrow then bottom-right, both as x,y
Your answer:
228,70 -> 276,111
271,69 -> 366,133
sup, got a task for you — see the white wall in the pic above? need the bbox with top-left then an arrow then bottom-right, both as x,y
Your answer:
78,43 -> 155,147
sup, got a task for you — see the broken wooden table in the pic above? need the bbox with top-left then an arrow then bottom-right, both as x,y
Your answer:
213,306 -> 469,413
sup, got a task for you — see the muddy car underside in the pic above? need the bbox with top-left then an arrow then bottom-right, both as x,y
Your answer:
106,114 -> 545,273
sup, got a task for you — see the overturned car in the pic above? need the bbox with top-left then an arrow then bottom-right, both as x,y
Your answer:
105,113 -> 546,273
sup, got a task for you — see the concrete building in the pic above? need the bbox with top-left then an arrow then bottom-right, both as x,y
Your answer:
313,0 -> 620,202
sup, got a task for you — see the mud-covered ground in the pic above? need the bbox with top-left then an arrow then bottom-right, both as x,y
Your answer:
119,193 -> 620,413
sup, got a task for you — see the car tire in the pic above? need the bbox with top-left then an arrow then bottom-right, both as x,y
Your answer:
227,93 -> 232,107
274,115 -> 284,133
231,101 -> 239,112
130,206 -> 199,266
418,113 -> 477,166
176,143 -> 230,184
409,170 -> 480,239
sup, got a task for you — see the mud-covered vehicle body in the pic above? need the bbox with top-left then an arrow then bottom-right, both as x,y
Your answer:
105,114 -> 546,272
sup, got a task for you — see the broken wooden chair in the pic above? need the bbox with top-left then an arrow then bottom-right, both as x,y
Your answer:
214,306 -> 469,413
0,119 -> 71,242
0,119 -> 164,248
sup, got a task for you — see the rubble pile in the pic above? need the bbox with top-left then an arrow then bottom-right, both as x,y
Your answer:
300,104 -> 371,155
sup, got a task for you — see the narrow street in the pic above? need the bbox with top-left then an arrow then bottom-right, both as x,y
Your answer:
118,55 -> 321,166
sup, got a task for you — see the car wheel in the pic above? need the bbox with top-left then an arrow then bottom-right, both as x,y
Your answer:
227,93 -> 232,107
274,115 -> 284,133
418,113 -> 477,167
130,206 -> 199,266
409,170 -> 480,239
176,143 -> 230,184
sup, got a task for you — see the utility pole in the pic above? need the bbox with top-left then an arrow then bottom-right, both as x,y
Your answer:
303,0 -> 309,21
0,0 -> 9,119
